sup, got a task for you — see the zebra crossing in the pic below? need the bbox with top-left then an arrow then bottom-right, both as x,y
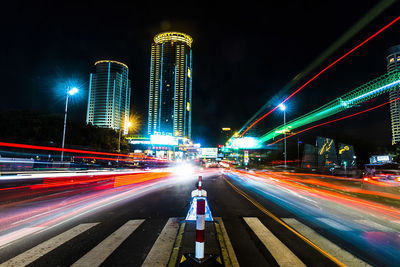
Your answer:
71,220 -> 144,267
0,216 -> 393,266
1,223 -> 99,267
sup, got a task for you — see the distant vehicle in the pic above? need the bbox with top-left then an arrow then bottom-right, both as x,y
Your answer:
363,163 -> 400,182
0,157 -> 34,171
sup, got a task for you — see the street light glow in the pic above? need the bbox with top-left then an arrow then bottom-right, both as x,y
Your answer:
68,87 -> 79,95
279,103 -> 286,111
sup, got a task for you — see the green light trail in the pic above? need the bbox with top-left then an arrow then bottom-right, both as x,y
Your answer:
237,0 -> 397,137
259,70 -> 400,143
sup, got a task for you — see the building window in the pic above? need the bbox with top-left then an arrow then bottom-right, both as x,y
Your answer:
390,57 -> 395,63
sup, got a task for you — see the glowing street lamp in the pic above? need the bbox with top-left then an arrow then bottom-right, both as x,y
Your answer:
279,103 -> 287,167
118,120 -> 132,152
68,87 -> 79,96
61,87 -> 79,164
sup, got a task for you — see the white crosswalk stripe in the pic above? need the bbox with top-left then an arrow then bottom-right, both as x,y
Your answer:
1,223 -> 98,267
244,217 -> 306,267
72,219 -> 145,267
282,218 -> 371,267
142,217 -> 180,267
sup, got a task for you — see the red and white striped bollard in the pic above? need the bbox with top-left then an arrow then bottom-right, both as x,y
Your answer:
198,175 -> 202,190
195,198 -> 205,259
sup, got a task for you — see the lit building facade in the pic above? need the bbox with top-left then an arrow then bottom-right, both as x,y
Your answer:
387,45 -> 400,144
86,60 -> 131,134
147,32 -> 193,138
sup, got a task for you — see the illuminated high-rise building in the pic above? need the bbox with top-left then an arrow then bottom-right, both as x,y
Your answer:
147,32 -> 193,138
387,45 -> 400,144
86,60 -> 131,134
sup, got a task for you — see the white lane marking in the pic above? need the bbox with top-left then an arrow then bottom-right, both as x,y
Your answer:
72,219 -> 145,267
243,217 -> 305,267
215,217 -> 240,267
141,218 -> 180,267
283,218 -> 371,267
355,220 -> 395,232
1,223 -> 98,267
0,227 -> 44,248
317,218 -> 351,231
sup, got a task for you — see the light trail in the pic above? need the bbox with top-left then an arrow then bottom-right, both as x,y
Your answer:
267,95 -> 400,145
239,15 -> 400,137
0,168 -> 217,249
237,0 -> 397,136
0,177 -> 171,249
74,156 -> 166,162
228,169 -> 400,221
259,171 -> 400,200
0,170 -> 171,192
258,70 -> 400,143
0,142 -> 146,159
224,170 -> 400,266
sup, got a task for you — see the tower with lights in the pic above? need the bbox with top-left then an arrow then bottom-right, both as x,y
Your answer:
387,45 -> 400,145
86,60 -> 131,134
147,32 -> 193,138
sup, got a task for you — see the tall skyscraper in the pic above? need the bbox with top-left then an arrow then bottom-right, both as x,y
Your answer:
86,60 -> 131,134
147,32 -> 193,138
387,45 -> 400,144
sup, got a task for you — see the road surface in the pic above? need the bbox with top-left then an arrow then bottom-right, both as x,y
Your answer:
0,168 -> 399,266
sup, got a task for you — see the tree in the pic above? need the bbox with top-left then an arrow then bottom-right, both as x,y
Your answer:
0,110 -> 130,153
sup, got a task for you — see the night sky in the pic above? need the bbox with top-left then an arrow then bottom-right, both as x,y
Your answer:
1,1 -> 400,148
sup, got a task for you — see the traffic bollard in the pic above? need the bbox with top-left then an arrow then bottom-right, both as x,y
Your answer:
195,198 -> 205,259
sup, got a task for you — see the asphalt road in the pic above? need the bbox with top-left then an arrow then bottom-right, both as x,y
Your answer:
0,169 -> 398,266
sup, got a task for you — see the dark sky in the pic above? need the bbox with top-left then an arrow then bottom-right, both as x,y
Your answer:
1,1 -> 400,147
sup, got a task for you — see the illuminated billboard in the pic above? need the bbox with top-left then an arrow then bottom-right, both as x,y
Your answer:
316,137 -> 338,168
198,148 -> 218,158
338,143 -> 356,168
230,137 -> 260,149
370,155 -> 392,164
150,135 -> 178,146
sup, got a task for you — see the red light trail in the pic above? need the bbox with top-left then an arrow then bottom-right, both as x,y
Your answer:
239,15 -> 400,137
0,142 -> 144,158
267,95 -> 400,146
229,169 -> 400,220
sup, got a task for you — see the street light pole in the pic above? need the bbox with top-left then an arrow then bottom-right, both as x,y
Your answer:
61,94 -> 69,163
283,108 -> 287,167
61,87 -> 78,165
118,128 -> 122,153
118,121 -> 132,153
297,137 -> 300,168
279,103 -> 287,167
